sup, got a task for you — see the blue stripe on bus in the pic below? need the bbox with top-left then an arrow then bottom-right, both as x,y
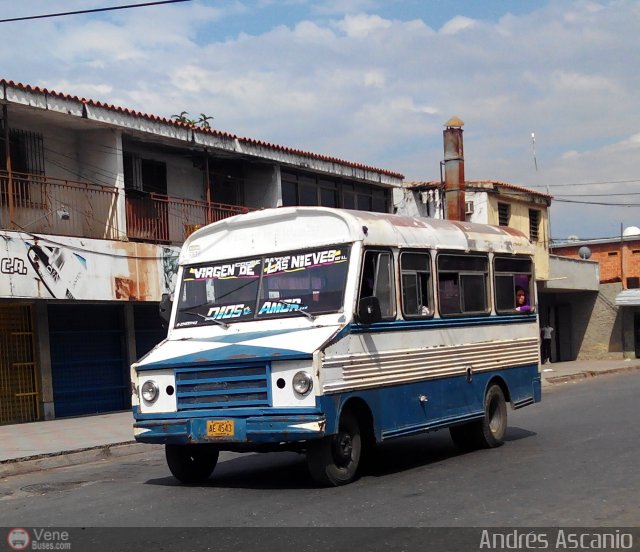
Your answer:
330,313 -> 536,341
136,344 -> 313,371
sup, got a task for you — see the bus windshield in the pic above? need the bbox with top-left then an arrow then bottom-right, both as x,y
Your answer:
175,246 -> 351,328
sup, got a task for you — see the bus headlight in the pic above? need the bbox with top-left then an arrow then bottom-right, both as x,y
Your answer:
141,380 -> 159,403
292,371 -> 313,396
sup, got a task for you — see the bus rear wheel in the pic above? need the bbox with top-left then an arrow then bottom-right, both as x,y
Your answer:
165,444 -> 219,484
450,384 -> 507,450
307,410 -> 362,486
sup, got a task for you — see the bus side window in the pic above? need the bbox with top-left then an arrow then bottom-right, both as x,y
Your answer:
437,254 -> 489,316
359,250 -> 395,319
494,257 -> 534,314
400,252 -> 432,317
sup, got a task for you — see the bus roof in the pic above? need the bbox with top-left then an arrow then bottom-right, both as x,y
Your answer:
180,207 -> 534,264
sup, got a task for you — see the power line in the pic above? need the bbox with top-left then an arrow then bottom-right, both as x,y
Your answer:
527,178 -> 640,189
0,0 -> 192,23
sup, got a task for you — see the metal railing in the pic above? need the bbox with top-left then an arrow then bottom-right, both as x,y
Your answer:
0,171 -> 121,240
0,171 -> 251,244
125,192 -> 250,244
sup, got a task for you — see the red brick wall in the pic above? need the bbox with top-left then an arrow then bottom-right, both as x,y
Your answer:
554,240 -> 640,286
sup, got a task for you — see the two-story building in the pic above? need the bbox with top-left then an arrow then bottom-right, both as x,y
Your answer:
0,78 -> 403,424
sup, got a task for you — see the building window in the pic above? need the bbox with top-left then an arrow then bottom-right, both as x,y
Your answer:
123,153 -> 167,195
0,129 -> 45,175
0,129 -> 45,207
498,202 -> 510,226
627,277 -> 640,289
529,209 -> 540,241
281,170 -> 390,213
607,251 -> 618,257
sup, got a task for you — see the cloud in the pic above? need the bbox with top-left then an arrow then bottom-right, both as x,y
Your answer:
1,0 -> 639,240
440,15 -> 476,34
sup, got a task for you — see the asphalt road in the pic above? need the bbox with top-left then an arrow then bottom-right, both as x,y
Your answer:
1,372 -> 639,533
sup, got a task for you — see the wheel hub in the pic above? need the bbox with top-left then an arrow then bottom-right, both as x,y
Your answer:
332,432 -> 353,466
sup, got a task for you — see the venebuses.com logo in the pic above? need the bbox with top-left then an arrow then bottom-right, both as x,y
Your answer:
7,528 -> 30,551
6,528 -> 72,550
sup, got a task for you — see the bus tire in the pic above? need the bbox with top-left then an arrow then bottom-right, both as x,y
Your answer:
472,384 -> 508,448
165,444 -> 219,484
307,410 -> 362,486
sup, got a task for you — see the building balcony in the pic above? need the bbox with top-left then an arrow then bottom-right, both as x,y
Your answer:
0,171 -> 249,244
125,191 -> 250,244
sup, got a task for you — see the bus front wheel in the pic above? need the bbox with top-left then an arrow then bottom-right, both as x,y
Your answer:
165,444 -> 219,484
307,410 -> 362,486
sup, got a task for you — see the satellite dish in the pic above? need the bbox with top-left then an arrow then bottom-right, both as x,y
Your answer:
578,246 -> 592,260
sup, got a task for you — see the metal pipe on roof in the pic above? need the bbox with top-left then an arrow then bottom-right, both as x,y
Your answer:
443,116 -> 465,222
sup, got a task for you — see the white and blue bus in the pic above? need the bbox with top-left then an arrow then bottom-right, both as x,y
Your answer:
132,207 -> 541,486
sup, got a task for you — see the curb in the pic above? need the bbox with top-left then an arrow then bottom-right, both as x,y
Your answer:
544,365 -> 640,386
0,442 -> 155,478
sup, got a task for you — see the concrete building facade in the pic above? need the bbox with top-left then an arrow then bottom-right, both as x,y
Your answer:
0,79 -> 403,424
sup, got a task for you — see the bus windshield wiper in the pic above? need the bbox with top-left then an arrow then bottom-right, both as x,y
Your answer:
181,310 -> 229,329
264,299 -> 316,322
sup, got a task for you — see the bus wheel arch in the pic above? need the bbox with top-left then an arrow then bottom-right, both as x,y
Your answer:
450,377 -> 509,451
306,398 -> 373,486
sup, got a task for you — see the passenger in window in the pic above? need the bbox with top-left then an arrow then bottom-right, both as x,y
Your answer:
515,287 -> 531,312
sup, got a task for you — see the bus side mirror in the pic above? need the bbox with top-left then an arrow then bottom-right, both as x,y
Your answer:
159,293 -> 173,326
357,296 -> 382,325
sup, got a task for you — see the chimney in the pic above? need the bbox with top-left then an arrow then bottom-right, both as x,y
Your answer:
443,116 -> 465,221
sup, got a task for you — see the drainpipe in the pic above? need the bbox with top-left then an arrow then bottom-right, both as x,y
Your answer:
443,116 -> 465,221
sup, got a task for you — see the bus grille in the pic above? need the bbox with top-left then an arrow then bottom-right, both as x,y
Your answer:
175,364 -> 270,411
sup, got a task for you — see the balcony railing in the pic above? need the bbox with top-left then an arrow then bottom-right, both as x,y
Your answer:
0,170 -> 251,244
0,171 -> 121,240
125,192 -> 250,244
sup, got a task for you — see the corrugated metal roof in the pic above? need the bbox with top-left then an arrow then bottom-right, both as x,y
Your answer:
405,179 -> 551,201
0,78 -> 404,180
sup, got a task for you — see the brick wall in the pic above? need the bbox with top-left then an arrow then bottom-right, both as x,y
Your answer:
554,239 -> 640,286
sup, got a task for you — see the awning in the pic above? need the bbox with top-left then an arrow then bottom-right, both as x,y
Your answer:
615,289 -> 640,306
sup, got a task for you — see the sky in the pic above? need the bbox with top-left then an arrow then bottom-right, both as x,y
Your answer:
1,0 -> 639,242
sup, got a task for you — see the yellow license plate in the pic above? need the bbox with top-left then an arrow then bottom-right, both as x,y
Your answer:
207,420 -> 234,437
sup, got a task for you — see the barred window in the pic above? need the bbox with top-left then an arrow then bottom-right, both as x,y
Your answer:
529,209 -> 540,241
498,202 -> 510,226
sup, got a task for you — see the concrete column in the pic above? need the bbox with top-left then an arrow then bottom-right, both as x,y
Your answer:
113,129 -> 128,240
33,302 -> 55,420
123,303 -> 137,369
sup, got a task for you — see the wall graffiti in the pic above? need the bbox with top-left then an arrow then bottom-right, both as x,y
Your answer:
0,231 -> 180,301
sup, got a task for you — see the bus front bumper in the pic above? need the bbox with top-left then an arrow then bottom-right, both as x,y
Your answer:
133,414 -> 327,445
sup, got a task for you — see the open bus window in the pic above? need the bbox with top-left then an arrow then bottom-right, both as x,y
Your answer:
359,250 -> 395,319
437,254 -> 489,316
494,257 -> 534,314
400,252 -> 432,318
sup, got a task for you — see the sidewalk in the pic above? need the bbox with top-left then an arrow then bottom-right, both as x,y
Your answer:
1,358 -> 640,477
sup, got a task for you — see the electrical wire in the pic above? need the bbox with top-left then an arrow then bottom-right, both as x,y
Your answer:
0,0 -> 192,24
